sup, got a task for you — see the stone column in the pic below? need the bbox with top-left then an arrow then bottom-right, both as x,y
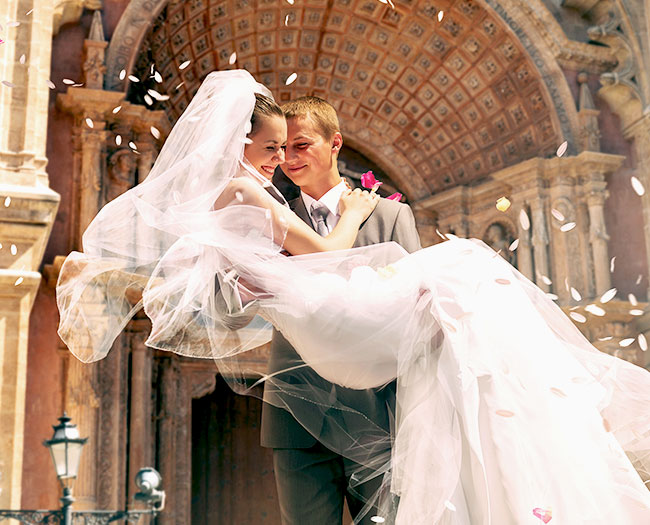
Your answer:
515,210 -> 534,281
585,184 -> 612,295
530,199 -> 551,294
624,115 -> 650,297
128,330 -> 153,501
157,357 -> 180,525
0,0 -> 60,509
412,208 -> 439,248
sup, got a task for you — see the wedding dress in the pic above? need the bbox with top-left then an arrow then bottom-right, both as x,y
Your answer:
57,70 -> 650,524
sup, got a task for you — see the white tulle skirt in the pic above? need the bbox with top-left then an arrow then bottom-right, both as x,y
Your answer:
256,238 -> 650,524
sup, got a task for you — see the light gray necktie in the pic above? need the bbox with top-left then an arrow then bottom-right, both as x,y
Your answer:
310,201 -> 329,237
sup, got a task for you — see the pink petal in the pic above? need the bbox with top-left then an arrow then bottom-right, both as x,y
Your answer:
386,192 -> 403,201
532,508 -> 552,523
361,170 -> 379,189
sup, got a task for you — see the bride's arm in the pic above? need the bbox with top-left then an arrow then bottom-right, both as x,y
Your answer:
225,177 -> 377,255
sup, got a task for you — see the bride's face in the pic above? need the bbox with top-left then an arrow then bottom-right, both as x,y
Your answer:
244,115 -> 287,179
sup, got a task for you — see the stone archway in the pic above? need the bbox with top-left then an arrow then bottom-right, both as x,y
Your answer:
105,0 -> 584,202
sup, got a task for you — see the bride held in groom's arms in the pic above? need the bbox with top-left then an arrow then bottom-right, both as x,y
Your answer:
57,70 -> 650,524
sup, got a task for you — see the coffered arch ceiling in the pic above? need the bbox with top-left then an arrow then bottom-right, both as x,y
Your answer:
123,0 -> 573,200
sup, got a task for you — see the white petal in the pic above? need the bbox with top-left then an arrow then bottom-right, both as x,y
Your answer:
585,304 -> 605,317
631,176 -> 645,196
599,288 -> 617,303
560,222 -> 576,232
285,72 -> 298,85
551,208 -> 565,221
639,334 -> 648,351
570,287 -> 582,301
556,140 -> 568,157
619,338 -> 635,347
519,209 -> 530,230
179,60 -> 191,70
570,312 -> 586,323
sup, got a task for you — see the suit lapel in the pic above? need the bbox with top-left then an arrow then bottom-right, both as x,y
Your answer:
289,196 -> 314,230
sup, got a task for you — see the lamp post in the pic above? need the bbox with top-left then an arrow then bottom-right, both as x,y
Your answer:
43,413 -> 87,525
0,413 -> 164,524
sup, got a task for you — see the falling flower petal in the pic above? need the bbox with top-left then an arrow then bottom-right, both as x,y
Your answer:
14,277 -> 23,286
550,387 -> 567,398
8,21 -> 20,28
570,312 -> 586,323
438,11 -> 444,22
85,117 -> 94,128
496,409 -> 514,417
4,196 -> 10,207
631,176 -> 645,196
0,38 -> 4,44
119,69 -> 126,80
496,196 -> 510,212
112,105 -> 122,114
444,501 -> 457,512
598,336 -> 613,341
540,275 -> 552,286
150,126 -> 161,139
175,82 -> 185,91
532,508 -> 552,523
570,287 -> 582,301
610,256 -> 616,273
10,244 -> 17,255
26,9 -> 33,15
628,293 -> 638,306
229,52 -> 237,65
285,72 -> 298,85
519,209 -> 530,231
179,60 -> 191,70
509,238 -> 519,251
600,288 -> 617,303
370,517 -> 385,524
550,208 -> 564,221
386,192 -> 403,202
47,79 -> 56,89
560,222 -> 576,232
286,0 -> 295,4
62,78 -> 75,85
285,15 -> 290,25
546,293 -> 559,301
629,309 -> 644,316
637,274 -> 643,284
128,75 -> 140,83
2,80 -> 16,88
19,54 -> 25,64
154,71 -> 163,83
115,135 -> 122,146
619,338 -> 635,347
556,140 -> 568,157
129,141 -> 137,150
72,83 -> 84,87
585,304 -> 605,317
639,334 -> 648,351
144,94 -> 153,105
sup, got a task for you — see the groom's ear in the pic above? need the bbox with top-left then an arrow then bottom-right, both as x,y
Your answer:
331,132 -> 343,156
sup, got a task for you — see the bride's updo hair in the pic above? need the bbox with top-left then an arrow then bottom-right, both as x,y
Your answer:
250,93 -> 284,136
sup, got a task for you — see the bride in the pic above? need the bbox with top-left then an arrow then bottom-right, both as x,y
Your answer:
57,70 -> 650,524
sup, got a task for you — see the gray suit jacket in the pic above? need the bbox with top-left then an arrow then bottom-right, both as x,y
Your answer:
260,196 -> 421,448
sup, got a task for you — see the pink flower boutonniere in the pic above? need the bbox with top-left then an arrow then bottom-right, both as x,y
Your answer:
360,171 -> 382,192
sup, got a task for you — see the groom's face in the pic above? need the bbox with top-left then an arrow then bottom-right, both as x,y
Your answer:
281,116 -> 338,189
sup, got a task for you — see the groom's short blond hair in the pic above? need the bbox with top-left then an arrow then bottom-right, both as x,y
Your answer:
282,96 -> 340,140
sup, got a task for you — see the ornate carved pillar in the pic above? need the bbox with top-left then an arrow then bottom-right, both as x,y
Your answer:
585,182 -> 612,294
0,0 -> 60,508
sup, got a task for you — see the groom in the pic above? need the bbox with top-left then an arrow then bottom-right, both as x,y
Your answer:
262,96 -> 421,525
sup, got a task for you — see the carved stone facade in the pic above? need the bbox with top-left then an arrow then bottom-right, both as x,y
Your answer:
4,0 -> 650,523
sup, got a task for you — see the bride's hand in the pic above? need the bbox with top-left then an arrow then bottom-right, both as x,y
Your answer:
339,188 -> 379,222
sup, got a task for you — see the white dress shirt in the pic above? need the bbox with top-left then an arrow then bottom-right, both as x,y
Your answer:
300,180 -> 347,234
